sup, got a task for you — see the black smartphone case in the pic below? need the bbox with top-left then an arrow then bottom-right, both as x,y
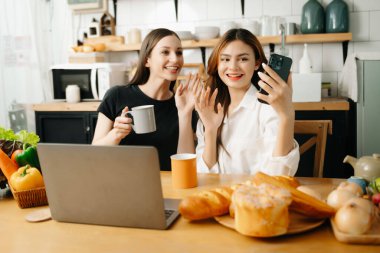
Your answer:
258,53 -> 293,104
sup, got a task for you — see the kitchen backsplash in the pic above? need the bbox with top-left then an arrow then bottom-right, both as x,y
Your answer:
71,0 -> 380,93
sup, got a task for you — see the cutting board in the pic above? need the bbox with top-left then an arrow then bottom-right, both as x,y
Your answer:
330,216 -> 380,244
84,36 -> 125,51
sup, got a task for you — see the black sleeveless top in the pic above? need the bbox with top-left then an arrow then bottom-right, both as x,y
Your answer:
97,85 -> 196,171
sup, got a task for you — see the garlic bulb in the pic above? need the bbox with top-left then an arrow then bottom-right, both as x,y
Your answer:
327,189 -> 356,210
334,202 -> 372,235
337,181 -> 363,196
297,186 -> 323,200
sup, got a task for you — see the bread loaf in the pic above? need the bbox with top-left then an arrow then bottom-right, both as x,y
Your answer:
252,172 -> 335,218
233,183 -> 292,237
274,175 -> 300,188
179,186 -> 233,220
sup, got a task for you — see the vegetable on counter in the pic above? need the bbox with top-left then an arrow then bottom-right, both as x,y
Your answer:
0,149 -> 19,181
368,177 -> 380,207
13,143 -> 41,169
0,127 -> 41,184
0,127 -> 23,157
9,165 -> 44,191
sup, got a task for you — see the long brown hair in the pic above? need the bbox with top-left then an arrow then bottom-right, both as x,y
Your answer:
205,28 -> 268,156
128,28 -> 180,89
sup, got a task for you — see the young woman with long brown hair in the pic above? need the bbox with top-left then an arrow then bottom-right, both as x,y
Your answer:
92,28 -> 199,171
195,28 -> 299,175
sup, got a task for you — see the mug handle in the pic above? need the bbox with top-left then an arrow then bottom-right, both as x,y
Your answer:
125,111 -> 135,129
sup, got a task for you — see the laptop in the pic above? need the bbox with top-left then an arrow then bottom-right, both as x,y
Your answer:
37,143 -> 180,230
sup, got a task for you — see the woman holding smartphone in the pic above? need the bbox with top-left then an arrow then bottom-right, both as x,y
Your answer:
92,28 -> 199,171
194,28 -> 299,175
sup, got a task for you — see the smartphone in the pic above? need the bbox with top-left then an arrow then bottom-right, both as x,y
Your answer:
258,53 -> 293,104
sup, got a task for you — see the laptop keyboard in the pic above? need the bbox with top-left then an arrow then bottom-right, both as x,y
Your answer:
165,209 -> 175,220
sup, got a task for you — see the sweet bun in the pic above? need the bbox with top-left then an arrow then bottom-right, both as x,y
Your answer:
233,183 -> 292,237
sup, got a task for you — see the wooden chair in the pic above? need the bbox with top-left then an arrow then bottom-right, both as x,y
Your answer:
294,120 -> 333,178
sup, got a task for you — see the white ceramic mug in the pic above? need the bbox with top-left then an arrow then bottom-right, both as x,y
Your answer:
286,22 -> 297,35
66,84 -> 80,103
126,105 -> 156,134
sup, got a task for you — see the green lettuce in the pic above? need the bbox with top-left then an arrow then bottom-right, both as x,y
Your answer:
0,127 -> 40,146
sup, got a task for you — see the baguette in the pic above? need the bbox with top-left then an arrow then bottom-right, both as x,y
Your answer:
252,172 -> 336,218
179,186 -> 233,220
274,175 -> 300,188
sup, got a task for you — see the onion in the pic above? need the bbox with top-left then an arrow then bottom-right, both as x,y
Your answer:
337,181 -> 363,196
297,186 -> 323,200
327,189 -> 356,210
334,202 -> 372,235
346,197 -> 375,217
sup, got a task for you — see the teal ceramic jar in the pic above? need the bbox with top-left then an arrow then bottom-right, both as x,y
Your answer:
301,0 -> 325,34
326,0 -> 349,33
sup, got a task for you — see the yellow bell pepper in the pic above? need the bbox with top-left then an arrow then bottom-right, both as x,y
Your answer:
10,165 -> 45,191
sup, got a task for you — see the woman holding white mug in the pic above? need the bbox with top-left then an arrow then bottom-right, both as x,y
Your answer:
92,28 -> 199,171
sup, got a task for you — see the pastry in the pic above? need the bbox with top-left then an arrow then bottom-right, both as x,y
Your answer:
233,183 -> 292,237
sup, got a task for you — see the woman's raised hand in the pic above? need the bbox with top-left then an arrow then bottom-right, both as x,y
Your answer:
256,63 -> 294,120
175,73 -> 201,116
194,86 -> 224,131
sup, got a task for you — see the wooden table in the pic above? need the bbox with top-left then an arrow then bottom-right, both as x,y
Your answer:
0,172 -> 378,253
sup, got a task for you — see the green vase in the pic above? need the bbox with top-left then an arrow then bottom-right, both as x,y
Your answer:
326,0 -> 349,33
300,0 -> 325,34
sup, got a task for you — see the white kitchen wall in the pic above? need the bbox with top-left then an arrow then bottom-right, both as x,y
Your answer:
1,0 -> 380,129
93,0 -> 380,85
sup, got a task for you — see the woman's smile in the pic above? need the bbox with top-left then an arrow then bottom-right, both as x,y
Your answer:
226,73 -> 244,81
165,65 -> 180,74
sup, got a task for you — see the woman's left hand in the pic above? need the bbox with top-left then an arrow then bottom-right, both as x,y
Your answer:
175,73 -> 201,116
256,63 -> 294,119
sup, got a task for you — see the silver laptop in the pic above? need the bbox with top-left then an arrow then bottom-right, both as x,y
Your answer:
37,143 -> 180,230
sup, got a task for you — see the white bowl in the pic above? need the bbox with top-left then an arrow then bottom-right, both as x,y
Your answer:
194,26 -> 220,40
176,31 -> 193,40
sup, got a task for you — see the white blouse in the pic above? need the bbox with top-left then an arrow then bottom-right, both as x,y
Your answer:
196,85 -> 300,176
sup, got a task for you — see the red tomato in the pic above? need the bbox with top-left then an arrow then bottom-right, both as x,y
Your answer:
11,149 -> 23,164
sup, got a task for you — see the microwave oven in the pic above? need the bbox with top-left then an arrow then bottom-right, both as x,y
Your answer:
51,63 -> 128,101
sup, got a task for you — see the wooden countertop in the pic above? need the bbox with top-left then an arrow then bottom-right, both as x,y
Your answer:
33,98 -> 349,112
1,172 -> 378,253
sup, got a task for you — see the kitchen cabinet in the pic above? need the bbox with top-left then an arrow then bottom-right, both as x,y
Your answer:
35,111 -> 98,144
356,60 -> 380,157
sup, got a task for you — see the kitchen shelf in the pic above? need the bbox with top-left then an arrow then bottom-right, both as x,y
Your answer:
112,32 -> 352,63
111,33 -> 352,52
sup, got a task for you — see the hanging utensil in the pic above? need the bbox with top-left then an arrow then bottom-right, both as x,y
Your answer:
174,0 -> 178,21
241,0 -> 245,17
